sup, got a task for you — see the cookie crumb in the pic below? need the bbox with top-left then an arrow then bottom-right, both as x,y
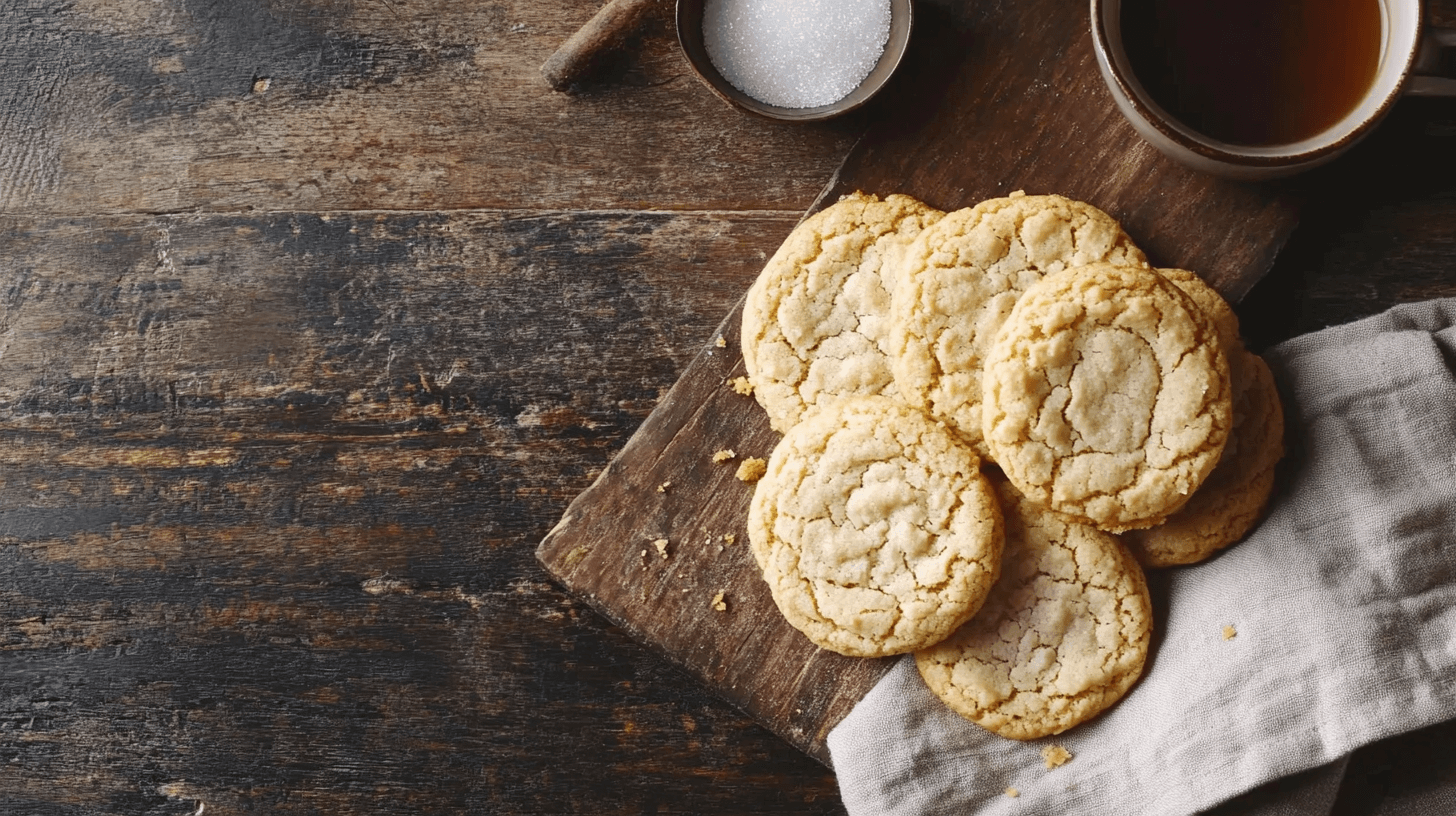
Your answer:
715,336 -> 727,348
722,533 -> 736,545
562,545 -> 591,567
1223,624 -> 1237,640
736,457 -> 767,483
1041,745 -> 1072,769
1005,787 -> 1020,798
729,376 -> 754,396
657,481 -> 672,493
712,449 -> 737,463
711,591 -> 728,612
653,538 -> 669,559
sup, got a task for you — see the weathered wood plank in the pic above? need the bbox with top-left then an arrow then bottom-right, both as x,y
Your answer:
5,0 -> 1456,811
0,209 -> 845,814
0,0 -> 859,216
540,296 -> 895,766
1237,98 -> 1456,349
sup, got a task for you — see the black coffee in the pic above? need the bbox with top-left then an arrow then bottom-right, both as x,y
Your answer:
1120,0 -> 1384,146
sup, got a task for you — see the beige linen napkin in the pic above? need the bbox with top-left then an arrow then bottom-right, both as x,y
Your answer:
827,298 -> 1456,815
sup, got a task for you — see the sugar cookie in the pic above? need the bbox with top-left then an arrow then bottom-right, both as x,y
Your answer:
1152,267 -> 1241,351
889,192 -> 1148,459
742,192 -> 944,434
981,263 -> 1233,532
747,396 -> 1003,656
1121,270 -> 1284,566
915,478 -> 1152,740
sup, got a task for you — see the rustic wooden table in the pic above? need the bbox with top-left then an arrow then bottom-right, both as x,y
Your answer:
2,1 -> 1455,814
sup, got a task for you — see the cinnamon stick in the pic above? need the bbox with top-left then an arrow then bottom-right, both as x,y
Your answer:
540,0 -> 666,92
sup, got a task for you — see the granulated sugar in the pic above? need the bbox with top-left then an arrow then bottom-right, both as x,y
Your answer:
702,0 -> 892,109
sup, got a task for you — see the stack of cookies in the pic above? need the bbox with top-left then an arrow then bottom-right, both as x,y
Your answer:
740,190 -> 1284,740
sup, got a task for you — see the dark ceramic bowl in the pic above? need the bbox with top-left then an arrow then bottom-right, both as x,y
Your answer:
675,0 -> 914,122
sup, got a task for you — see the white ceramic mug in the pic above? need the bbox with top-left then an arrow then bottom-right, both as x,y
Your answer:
1091,0 -> 1456,179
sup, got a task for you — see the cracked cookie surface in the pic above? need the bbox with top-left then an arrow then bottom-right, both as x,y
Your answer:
915,478 -> 1152,740
1123,270 -> 1285,566
981,263 -> 1233,532
742,191 -> 944,434
747,395 -> 1003,657
888,192 -> 1148,459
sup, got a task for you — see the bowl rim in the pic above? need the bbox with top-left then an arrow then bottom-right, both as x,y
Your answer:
675,0 -> 915,122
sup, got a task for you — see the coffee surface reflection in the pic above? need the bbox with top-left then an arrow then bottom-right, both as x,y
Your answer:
1121,0 -> 1383,146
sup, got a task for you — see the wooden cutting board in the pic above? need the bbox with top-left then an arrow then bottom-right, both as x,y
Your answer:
537,0 -> 1300,765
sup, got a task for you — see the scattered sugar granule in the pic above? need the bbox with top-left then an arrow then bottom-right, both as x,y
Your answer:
712,449 -> 737,463
736,457 -> 767,482
712,591 -> 729,612
702,0 -> 892,108
1005,788 -> 1020,798
1041,745 -> 1072,769
658,481 -> 672,493
729,376 -> 754,396
653,538 -> 670,559
1223,625 -> 1238,641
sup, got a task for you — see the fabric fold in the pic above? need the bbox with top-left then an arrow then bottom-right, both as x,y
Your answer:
827,298 -> 1456,815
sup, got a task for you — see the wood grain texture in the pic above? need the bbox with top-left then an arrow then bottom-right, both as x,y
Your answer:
4,0 -> 1456,811
539,297 -> 895,766
0,210 -> 846,814
1238,97 -> 1456,349
0,0 -> 858,215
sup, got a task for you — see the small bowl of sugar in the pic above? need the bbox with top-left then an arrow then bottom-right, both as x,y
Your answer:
676,0 -> 913,122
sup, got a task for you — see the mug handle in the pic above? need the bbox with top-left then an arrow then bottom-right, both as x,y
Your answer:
1408,27 -> 1456,96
